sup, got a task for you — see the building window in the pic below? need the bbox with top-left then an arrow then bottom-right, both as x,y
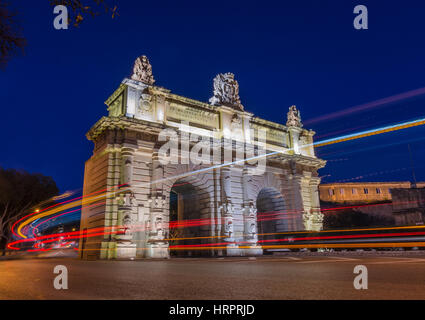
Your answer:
352,188 -> 357,195
328,189 -> 335,196
364,188 -> 369,194
340,188 -> 344,195
376,188 -> 381,194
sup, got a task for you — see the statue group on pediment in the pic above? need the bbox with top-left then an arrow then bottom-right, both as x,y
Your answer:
131,55 -> 304,128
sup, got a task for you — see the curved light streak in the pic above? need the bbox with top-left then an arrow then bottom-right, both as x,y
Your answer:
11,117 -> 425,240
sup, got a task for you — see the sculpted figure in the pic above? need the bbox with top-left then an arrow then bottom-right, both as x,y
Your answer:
209,73 -> 243,111
155,216 -> 164,238
138,93 -> 153,114
224,218 -> 233,238
286,105 -> 302,128
131,55 -> 155,85
248,202 -> 257,218
122,214 -> 132,235
249,222 -> 256,235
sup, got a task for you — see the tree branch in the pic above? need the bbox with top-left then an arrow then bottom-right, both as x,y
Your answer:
0,201 -> 10,228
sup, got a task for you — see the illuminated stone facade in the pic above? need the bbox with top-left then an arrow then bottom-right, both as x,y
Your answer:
79,55 -> 326,260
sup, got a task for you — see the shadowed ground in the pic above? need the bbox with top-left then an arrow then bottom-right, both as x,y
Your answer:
1,253 -> 425,300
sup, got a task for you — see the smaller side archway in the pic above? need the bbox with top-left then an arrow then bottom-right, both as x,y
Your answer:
168,180 -> 204,257
256,187 -> 287,245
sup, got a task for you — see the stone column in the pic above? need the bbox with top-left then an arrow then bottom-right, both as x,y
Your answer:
213,168 -> 222,256
153,92 -> 167,123
281,162 -> 307,232
288,127 -> 303,155
146,151 -> 169,258
115,147 -> 138,259
288,174 -> 306,231
292,171 -> 319,232
220,166 -> 237,255
303,176 -> 324,231
100,130 -> 123,260
241,168 -> 262,256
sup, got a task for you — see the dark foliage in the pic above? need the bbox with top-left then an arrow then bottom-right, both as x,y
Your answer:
0,167 -> 59,254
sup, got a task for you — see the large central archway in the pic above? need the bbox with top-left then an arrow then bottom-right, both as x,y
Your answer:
169,180 -> 203,257
256,187 -> 286,247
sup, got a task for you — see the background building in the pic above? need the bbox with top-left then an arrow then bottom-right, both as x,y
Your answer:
392,187 -> 425,226
320,182 -> 425,228
319,182 -> 425,204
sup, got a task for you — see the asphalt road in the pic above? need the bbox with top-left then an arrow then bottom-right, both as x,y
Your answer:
1,254 -> 425,299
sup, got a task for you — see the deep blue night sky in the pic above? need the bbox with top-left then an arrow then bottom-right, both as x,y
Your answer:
2,0 -> 425,192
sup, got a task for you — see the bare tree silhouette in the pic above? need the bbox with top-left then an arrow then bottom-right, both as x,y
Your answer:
0,0 -> 118,68
49,0 -> 118,27
0,1 -> 26,69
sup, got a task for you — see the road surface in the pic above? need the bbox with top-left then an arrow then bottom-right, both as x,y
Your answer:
1,254 -> 425,299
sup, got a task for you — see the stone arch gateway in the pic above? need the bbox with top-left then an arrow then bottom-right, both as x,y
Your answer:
79,55 -> 326,260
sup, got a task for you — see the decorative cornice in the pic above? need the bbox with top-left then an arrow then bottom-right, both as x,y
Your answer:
86,116 -> 166,141
105,84 -> 126,107
167,92 -> 218,113
251,117 -> 288,132
148,86 -> 171,96
268,153 -> 327,169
